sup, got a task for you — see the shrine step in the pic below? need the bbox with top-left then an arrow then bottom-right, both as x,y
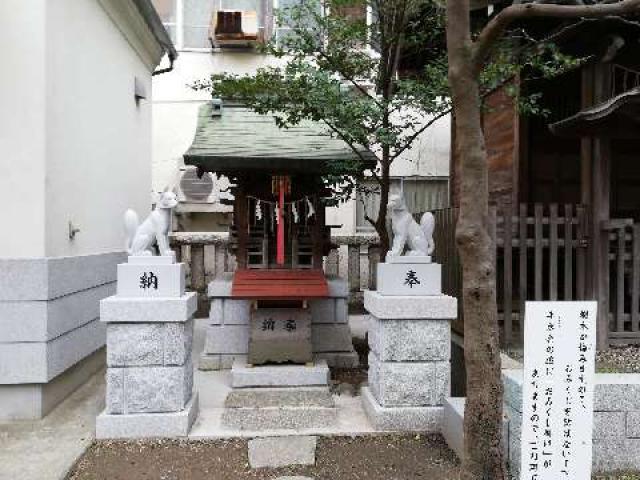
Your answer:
221,386 -> 337,431
231,359 -> 330,388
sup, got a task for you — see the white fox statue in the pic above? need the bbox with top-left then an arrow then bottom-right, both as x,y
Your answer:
387,193 -> 435,258
124,190 -> 178,256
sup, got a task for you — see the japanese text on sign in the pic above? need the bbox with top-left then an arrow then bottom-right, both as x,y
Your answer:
139,271 -> 158,290
520,301 -> 597,480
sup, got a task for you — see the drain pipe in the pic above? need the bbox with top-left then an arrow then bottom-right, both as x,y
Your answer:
152,56 -> 176,76
132,0 -> 178,76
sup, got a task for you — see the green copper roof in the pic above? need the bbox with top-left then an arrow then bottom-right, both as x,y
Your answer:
183,104 -> 376,174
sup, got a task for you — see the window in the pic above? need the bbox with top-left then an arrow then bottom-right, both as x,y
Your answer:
356,178 -> 449,231
274,0 -> 323,48
153,0 -> 179,42
183,0 -> 216,48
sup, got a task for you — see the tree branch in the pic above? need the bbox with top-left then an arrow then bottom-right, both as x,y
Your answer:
315,49 -> 384,108
392,106 -> 453,159
321,117 -> 376,168
473,0 -> 640,74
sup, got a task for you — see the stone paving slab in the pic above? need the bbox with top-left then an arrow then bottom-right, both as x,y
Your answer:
248,436 -> 317,468
231,359 -> 330,388
224,387 -> 335,409
222,405 -> 338,431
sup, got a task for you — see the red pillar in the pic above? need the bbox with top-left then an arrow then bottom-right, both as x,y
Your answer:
277,177 -> 285,265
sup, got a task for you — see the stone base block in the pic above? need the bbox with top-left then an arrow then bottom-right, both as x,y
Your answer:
442,397 -> 465,460
117,263 -> 185,298
0,348 -> 104,421
441,397 -> 509,462
364,290 -> 457,320
368,352 -> 449,407
232,359 -> 330,388
96,392 -> 199,439
310,298 -> 348,324
209,298 -> 251,325
204,324 -> 249,355
199,353 -> 246,371
106,360 -> 193,414
314,352 -> 359,368
377,262 -> 441,296
311,324 -> 353,352
0,318 -> 105,384
100,292 -> 197,324
368,317 -> 450,362
222,387 -> 336,430
107,319 -> 193,367
361,387 -> 442,432
0,282 -> 114,343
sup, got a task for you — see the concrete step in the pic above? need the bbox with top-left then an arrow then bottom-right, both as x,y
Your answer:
221,387 -> 337,431
231,359 -> 330,388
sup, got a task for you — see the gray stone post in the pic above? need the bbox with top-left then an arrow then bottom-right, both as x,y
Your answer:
362,291 -> 457,431
96,256 -> 199,438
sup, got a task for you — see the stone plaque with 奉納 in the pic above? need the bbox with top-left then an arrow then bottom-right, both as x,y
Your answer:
249,308 -> 312,365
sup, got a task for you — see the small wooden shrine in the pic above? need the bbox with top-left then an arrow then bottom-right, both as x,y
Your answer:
184,102 -> 375,364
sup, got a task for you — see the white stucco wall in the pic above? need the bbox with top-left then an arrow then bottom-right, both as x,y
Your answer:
44,0 -> 153,257
0,1 -> 48,257
0,0 -> 157,258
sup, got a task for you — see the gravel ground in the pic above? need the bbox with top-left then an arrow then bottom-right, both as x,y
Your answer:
66,435 -> 640,480
596,345 -> 640,373
503,345 -> 640,374
67,435 -> 461,480
594,474 -> 640,480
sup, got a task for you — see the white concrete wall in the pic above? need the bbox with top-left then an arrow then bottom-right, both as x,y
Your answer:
0,0 -> 155,258
45,0 -> 153,257
0,0 -> 48,257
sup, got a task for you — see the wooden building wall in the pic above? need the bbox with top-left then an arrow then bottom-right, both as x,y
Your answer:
450,84 -> 519,208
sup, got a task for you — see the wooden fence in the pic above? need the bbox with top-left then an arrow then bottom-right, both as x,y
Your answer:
433,204 -> 590,347
604,220 -> 640,345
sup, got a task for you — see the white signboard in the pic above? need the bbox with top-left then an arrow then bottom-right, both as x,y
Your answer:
520,301 -> 598,480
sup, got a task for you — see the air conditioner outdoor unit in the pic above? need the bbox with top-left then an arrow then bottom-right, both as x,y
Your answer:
177,167 -> 233,205
210,10 -> 259,47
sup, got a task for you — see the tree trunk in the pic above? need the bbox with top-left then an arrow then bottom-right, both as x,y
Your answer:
377,155 -> 391,262
446,1 -> 505,479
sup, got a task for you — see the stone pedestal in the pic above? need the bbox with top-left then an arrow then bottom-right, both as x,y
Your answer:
96,256 -> 199,439
362,286 -> 456,432
201,274 -> 358,370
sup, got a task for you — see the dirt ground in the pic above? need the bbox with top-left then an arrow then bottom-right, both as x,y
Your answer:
67,434 -> 461,480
